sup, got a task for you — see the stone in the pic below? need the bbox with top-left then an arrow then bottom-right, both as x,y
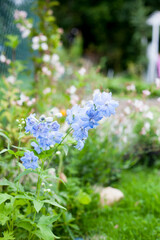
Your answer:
95,186 -> 124,206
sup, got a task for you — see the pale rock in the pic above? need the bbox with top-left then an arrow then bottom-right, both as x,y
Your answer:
95,186 -> 124,206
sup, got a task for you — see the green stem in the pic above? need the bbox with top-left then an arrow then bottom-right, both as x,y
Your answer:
46,127 -> 72,169
28,160 -> 44,240
36,160 -> 44,199
57,154 -> 63,190
17,127 -> 22,193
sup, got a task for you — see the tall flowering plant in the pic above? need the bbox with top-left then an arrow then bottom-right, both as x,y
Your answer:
0,91 -> 118,239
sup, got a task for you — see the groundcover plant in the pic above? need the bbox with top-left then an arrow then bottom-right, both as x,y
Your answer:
0,91 -> 118,239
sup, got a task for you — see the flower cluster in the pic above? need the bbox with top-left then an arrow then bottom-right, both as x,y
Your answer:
66,91 -> 119,150
14,10 -> 32,38
66,85 -> 79,105
0,54 -> 11,65
11,93 -> 36,106
25,114 -> 63,154
78,67 -> 86,76
21,151 -> 38,169
42,54 -> 65,79
32,35 -> 48,50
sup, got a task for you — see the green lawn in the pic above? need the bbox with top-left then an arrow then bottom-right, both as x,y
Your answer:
82,168 -> 160,240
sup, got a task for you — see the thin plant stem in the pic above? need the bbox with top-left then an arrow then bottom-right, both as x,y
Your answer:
45,127 -> 72,170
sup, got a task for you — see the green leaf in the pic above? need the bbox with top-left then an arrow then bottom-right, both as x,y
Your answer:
38,214 -> 60,225
15,151 -> 24,157
5,35 -> 19,49
14,169 -> 39,182
63,212 -> 75,224
33,200 -> 44,213
63,144 -> 68,156
0,194 -> 12,205
15,194 -> 33,201
8,150 -> 16,155
0,231 -> 15,240
43,199 -> 66,210
0,131 -> 11,149
37,224 -> 59,240
0,203 -> 13,225
0,214 -> 9,226
77,192 -> 91,205
0,179 -> 17,191
15,219 -> 35,231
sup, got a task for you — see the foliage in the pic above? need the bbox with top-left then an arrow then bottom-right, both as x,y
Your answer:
79,168 -> 160,239
55,0 -> 160,73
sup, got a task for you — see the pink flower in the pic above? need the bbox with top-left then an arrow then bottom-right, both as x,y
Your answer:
142,90 -> 151,97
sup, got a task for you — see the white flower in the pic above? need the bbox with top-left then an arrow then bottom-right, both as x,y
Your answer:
50,107 -> 60,115
32,36 -> 40,43
78,67 -> 86,76
17,93 -> 29,106
141,122 -> 150,135
54,63 -> 65,78
46,117 -> 53,122
49,108 -> 62,117
40,35 -> 47,41
51,54 -> 59,65
157,97 -> 160,102
6,76 -> 16,84
156,129 -> 160,136
27,23 -> 32,29
42,66 -> 51,76
43,87 -> 51,94
32,43 -> 39,50
142,90 -> 151,96
6,59 -> 11,65
0,54 -> 6,62
66,85 -> 77,94
56,151 -> 61,155
93,89 -> 100,97
70,94 -> 79,105
27,98 -> 36,106
124,106 -> 131,115
144,111 -> 153,120
41,43 -> 48,50
43,54 -> 50,62
133,100 -> 149,112
144,122 -> 150,131
22,29 -> 30,38
55,113 -> 62,118
126,84 -> 136,91
14,10 -> 27,20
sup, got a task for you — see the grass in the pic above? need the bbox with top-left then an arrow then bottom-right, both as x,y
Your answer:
81,167 -> 160,240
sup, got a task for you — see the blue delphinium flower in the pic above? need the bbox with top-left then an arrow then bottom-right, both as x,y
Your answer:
66,105 -> 83,125
31,142 -> 41,154
21,151 -> 38,169
93,91 -> 119,117
81,106 -> 103,129
25,115 -> 63,153
66,91 -> 118,150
